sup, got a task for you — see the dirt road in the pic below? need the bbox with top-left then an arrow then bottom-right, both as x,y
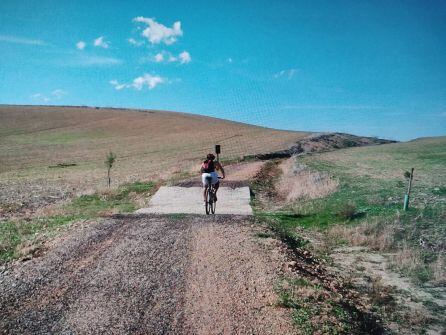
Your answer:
0,215 -> 293,334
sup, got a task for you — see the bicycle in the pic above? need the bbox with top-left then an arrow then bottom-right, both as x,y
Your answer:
205,176 -> 222,215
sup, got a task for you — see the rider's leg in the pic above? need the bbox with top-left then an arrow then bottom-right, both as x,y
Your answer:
203,185 -> 209,202
213,181 -> 220,201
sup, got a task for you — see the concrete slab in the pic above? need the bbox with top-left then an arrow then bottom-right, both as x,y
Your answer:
135,186 -> 253,215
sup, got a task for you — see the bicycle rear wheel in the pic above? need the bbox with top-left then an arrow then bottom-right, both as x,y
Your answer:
205,188 -> 211,215
210,189 -> 216,214
211,199 -> 216,214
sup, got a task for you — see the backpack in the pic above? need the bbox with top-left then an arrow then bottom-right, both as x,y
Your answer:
202,160 -> 214,173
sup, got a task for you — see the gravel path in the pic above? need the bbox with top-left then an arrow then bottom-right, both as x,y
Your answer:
183,221 -> 293,334
0,215 -> 293,334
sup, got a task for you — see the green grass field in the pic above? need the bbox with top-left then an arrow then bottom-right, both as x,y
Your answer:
251,137 -> 445,333
256,137 -> 446,283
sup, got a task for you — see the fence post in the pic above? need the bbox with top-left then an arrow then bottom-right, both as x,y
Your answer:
403,168 -> 414,210
215,144 -> 221,162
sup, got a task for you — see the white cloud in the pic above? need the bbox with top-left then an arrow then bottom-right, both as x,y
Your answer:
94,36 -> 109,48
110,74 -> 166,91
51,89 -> 67,99
30,93 -> 50,102
30,89 -> 68,102
109,80 -> 127,90
281,105 -> 385,111
133,17 -> 183,45
145,51 -> 191,64
274,70 -> 284,78
76,41 -> 86,50
132,74 -> 165,90
274,68 -> 298,79
179,51 -> 191,64
128,38 -> 144,46
73,54 -> 122,66
0,35 -> 46,45
154,52 -> 164,62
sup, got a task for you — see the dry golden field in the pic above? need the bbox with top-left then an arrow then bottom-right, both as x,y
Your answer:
0,105 -> 308,211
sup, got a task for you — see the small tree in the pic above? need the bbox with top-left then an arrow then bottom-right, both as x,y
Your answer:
404,170 -> 412,180
105,151 -> 116,188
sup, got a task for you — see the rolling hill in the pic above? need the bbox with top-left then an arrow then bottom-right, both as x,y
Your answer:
0,105 -> 309,211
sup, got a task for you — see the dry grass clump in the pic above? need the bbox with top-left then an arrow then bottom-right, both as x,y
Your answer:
326,218 -> 446,284
391,243 -> 424,273
389,243 -> 444,283
430,253 -> 446,284
15,239 -> 42,259
326,219 -> 397,252
368,276 -> 396,306
401,308 -> 431,328
278,158 -> 339,202
0,238 -> 12,259
391,242 -> 430,281
276,278 -> 353,334
337,202 -> 357,221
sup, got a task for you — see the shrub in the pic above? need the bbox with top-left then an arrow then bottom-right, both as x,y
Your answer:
337,203 -> 357,221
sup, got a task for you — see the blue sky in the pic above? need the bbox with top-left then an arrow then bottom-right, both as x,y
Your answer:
1,0 -> 445,141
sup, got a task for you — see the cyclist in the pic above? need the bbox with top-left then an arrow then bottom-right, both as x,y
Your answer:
201,153 -> 225,203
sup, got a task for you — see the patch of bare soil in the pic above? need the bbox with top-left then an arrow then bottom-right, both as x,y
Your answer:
0,179 -> 73,221
271,231 -> 389,334
0,215 -> 295,334
251,160 -> 286,211
253,132 -> 396,160
330,246 -> 446,335
224,161 -> 265,181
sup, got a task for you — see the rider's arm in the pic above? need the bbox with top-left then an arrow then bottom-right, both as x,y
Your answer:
216,162 -> 225,179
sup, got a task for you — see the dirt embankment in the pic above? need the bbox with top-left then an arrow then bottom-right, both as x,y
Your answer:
251,133 -> 396,160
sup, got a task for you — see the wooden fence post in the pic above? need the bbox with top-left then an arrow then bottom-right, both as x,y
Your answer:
403,168 -> 414,210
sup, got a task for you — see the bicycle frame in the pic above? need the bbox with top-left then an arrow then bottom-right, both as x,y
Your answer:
204,176 -> 219,215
